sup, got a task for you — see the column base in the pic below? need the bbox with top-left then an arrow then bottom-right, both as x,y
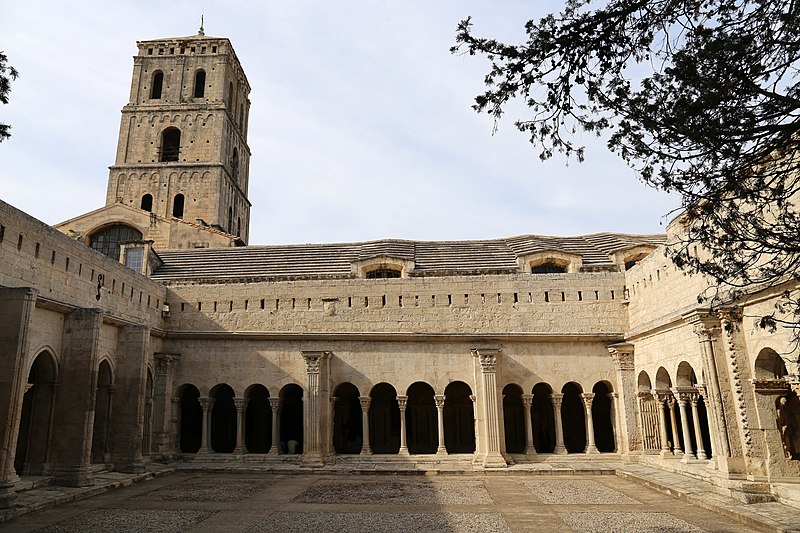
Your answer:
53,465 -> 94,487
436,447 -> 447,455
585,444 -> 599,454
398,447 -> 409,455
234,447 -> 245,455
554,445 -> 567,455
197,446 -> 212,455
524,446 -> 537,456
360,449 -> 372,455
483,453 -> 508,468
659,449 -> 675,459
116,462 -> 146,474
301,452 -> 324,467
680,453 -> 696,464
267,448 -> 280,456
0,480 -> 17,509
696,451 -> 709,461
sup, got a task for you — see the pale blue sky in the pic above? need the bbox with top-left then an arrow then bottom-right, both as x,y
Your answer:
0,1 -> 679,245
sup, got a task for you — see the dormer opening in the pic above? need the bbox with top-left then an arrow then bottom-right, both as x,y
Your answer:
366,267 -> 402,279
531,261 -> 568,274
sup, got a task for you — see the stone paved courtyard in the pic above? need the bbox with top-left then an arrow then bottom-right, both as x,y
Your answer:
0,473 -> 769,532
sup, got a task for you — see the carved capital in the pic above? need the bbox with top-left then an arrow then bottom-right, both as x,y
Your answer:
234,397 -> 247,410
198,397 -> 213,410
683,310 -> 721,341
607,392 -> 618,401
751,379 -> 790,395
396,395 -> 408,410
171,396 -> 181,404
359,396 -> 371,411
434,394 -> 445,409
637,391 -> 653,401
471,348 -> 500,372
671,386 -> 697,404
154,353 -> 180,374
607,343 -> 634,371
550,392 -> 564,407
268,397 -> 281,411
653,389 -> 672,403
580,392 -> 595,408
522,393 -> 533,408
301,351 -> 331,374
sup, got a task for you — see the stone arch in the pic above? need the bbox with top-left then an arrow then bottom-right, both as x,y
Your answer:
444,381 -> 475,453
244,384 -> 271,453
755,348 -> 788,379
591,381 -> 616,452
676,361 -> 697,387
333,382 -> 362,454
638,370 -> 652,393
14,350 -> 58,475
502,383 -> 525,454
177,383 -> 202,453
561,382 -> 586,453
406,381 -> 437,454
279,384 -> 303,454
210,384 -> 236,453
369,383 -> 400,454
531,382 -> 556,453
91,359 -> 114,464
655,367 -> 672,390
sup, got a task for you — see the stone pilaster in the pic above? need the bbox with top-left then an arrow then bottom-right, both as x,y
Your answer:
269,398 -> 281,455
359,396 -> 372,455
301,351 -> 331,466
51,307 -> 103,487
522,394 -> 536,456
607,343 -> 639,453
551,393 -> 567,454
152,353 -> 179,457
581,393 -> 599,454
397,395 -> 409,455
0,287 -> 36,508
471,348 -> 506,467
111,324 -> 150,473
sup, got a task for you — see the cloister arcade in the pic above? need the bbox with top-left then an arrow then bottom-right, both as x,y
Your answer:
636,362 -> 714,462
173,379 -> 618,458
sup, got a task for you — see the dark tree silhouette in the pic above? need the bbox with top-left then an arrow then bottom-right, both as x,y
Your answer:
0,51 -> 18,142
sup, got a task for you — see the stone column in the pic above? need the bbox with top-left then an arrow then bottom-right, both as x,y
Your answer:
397,395 -> 409,455
689,391 -> 708,460
667,396 -> 683,456
522,394 -> 536,456
471,348 -> 506,467
50,307 -> 103,487
301,351 -> 331,466
551,393 -> 567,454
359,396 -> 372,455
654,390 -> 671,455
198,397 -> 213,454
435,394 -> 446,454
608,392 -> 620,452
152,353 -> 180,457
269,398 -> 281,455
170,397 -> 180,454
0,287 -> 36,508
110,324 -> 150,473
581,393 -> 599,454
234,397 -> 247,454
673,388 -> 696,462
608,344 -> 639,453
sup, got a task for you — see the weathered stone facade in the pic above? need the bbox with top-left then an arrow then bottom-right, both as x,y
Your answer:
1,30 -> 799,510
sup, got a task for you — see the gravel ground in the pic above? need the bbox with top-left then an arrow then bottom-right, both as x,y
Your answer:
559,511 -> 706,532
34,509 -> 216,533
524,479 -> 640,505
246,511 -> 511,533
135,477 -> 272,502
293,480 -> 492,505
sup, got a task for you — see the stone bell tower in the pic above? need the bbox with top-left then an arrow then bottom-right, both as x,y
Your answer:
105,27 -> 252,244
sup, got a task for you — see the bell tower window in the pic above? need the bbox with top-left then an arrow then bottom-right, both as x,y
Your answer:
172,194 -> 185,218
160,127 -> 181,162
231,147 -> 239,180
151,71 -> 164,99
140,194 -> 153,212
193,70 -> 205,98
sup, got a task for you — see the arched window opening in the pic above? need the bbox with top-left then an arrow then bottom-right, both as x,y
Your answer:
367,268 -> 401,279
279,384 -> 304,454
160,127 -> 181,162
755,348 -> 788,380
140,194 -> 153,212
227,82 -> 234,112
210,384 -> 236,453
228,206 -> 233,233
244,385 -> 271,453
561,382 -> 586,453
231,147 -> 239,181
15,351 -> 57,476
193,70 -> 206,98
532,383 -> 556,453
591,382 -> 616,452
444,381 -> 475,453
179,385 -> 202,453
333,383 -> 363,454
369,383 -> 400,454
172,193 -> 185,218
151,71 -> 164,99
90,224 -> 143,261
532,261 -> 567,274
406,382 -> 437,454
92,360 -> 114,464
503,384 -> 526,454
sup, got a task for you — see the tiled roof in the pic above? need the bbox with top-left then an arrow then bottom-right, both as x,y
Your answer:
150,233 -> 665,282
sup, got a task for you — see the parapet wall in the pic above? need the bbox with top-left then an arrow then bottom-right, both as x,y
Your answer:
0,200 -> 166,326
164,272 -> 627,337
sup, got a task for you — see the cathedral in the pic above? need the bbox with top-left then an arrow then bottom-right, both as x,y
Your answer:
1,30 -> 799,510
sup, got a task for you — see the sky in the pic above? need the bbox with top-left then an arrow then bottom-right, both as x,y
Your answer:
0,1 -> 680,246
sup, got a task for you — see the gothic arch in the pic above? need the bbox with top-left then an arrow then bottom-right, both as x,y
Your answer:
15,350 -> 59,475
92,359 -> 115,463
